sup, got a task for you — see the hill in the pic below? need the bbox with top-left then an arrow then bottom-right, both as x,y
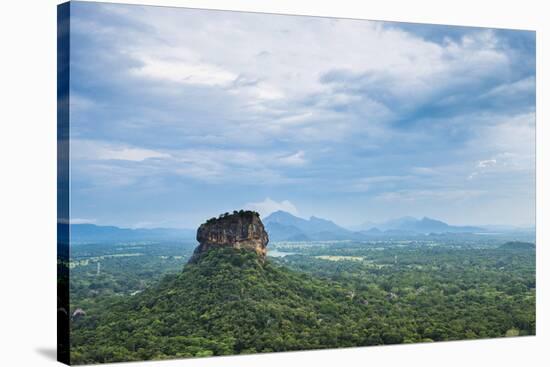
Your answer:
263,212 -> 485,241
191,210 -> 268,262
360,216 -> 484,234
70,214 -> 487,245
70,247 -> 369,363
70,224 -> 195,244
263,211 -> 359,241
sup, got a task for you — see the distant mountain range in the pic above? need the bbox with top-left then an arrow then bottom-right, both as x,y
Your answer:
367,216 -> 484,234
263,211 -> 361,241
69,212 -> 531,244
263,211 -> 486,242
70,224 -> 195,244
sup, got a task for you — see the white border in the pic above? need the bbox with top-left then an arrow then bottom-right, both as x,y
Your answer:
0,0 -> 546,366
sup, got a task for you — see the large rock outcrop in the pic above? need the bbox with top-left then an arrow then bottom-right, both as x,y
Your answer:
189,210 -> 269,263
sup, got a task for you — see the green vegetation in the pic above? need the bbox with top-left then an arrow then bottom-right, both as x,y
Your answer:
206,210 -> 259,224
70,242 -> 193,312
498,241 -> 536,250
70,240 -> 535,364
72,247 -> 367,363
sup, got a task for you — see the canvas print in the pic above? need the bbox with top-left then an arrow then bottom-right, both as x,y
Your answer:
57,1 -> 536,365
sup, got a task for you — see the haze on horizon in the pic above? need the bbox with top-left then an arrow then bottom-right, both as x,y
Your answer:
68,2 -> 536,230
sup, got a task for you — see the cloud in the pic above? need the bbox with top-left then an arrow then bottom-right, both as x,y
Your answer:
375,189 -> 485,202
71,3 -> 527,152
69,3 -> 535,164
478,159 -> 497,168
71,140 -> 308,187
482,76 -> 535,99
244,198 -> 299,217
275,151 -> 307,167
467,172 -> 479,180
69,93 -> 96,112
131,55 -> 237,86
72,139 -> 170,162
67,2 -> 535,227
466,112 -> 535,181
71,218 -> 97,224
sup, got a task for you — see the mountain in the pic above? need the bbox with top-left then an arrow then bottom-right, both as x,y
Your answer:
360,216 -> 484,234
69,214 -> 486,245
263,211 -> 358,241
70,223 -> 195,244
262,211 -> 484,241
377,216 -> 417,231
481,224 -> 536,233
364,227 -> 382,234
70,246 -> 377,363
190,210 -> 268,263
388,217 -> 482,233
350,220 -> 378,231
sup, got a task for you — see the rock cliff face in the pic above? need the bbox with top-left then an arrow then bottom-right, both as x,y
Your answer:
189,210 -> 269,263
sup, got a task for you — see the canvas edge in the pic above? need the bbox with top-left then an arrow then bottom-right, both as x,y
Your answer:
57,1 -> 71,365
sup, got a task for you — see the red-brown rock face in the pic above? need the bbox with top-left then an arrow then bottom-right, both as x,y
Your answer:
189,210 -> 269,263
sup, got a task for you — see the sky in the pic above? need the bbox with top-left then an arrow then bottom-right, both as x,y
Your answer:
68,1 -> 536,229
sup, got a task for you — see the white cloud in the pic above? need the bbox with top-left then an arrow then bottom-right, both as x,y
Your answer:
478,159 -> 497,168
72,139 -> 170,162
275,151 -> 307,167
482,76 -> 535,99
466,112 -> 535,181
107,147 -> 169,161
71,140 -> 309,186
131,55 -> 237,86
482,112 -> 535,160
71,218 -> 97,224
68,4 -> 534,227
69,93 -> 96,112
244,197 -> 299,217
170,149 -> 303,183
468,158 -> 500,179
105,6 -> 512,149
375,189 -> 485,202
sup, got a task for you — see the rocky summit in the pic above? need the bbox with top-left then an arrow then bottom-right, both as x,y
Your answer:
189,210 -> 269,263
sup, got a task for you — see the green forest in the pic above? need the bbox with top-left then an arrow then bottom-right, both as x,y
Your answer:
69,239 -> 535,364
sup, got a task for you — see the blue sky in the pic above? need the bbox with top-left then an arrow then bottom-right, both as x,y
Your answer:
68,2 -> 536,229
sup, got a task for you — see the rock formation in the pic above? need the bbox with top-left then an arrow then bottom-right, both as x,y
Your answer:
189,210 -> 269,263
